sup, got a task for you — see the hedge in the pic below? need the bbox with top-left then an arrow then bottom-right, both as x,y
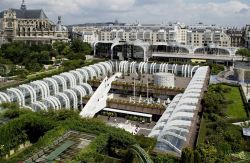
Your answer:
0,109 -> 158,162
196,115 -> 206,145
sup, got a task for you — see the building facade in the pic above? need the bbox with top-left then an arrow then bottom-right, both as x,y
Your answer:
226,28 -> 244,48
244,25 -> 250,49
72,22 -> 237,48
0,0 -> 69,45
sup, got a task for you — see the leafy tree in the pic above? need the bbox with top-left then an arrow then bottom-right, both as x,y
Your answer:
1,41 -> 28,64
30,43 -> 52,52
66,52 -> 86,60
62,59 -> 85,70
196,144 -> 218,163
8,66 -> 28,79
39,51 -> 50,64
49,49 -> 58,58
53,41 -> 68,55
23,52 -> 43,72
70,39 -> 92,55
62,45 -> 72,56
236,48 -> 250,61
0,49 -> 2,57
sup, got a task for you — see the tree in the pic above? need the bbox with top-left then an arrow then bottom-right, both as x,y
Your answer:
8,66 -> 28,79
0,49 -> 2,57
53,41 -> 68,55
66,52 -> 86,60
39,51 -> 50,64
1,41 -> 28,64
30,43 -> 52,52
236,48 -> 250,61
196,144 -> 218,163
62,45 -> 72,56
70,39 -> 92,55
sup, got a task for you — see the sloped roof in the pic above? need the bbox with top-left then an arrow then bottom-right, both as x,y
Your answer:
0,8 -> 48,19
0,12 -> 3,19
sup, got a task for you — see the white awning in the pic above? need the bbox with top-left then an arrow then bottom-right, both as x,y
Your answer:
103,108 -> 152,118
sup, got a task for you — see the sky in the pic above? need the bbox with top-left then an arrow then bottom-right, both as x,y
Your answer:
0,0 -> 250,27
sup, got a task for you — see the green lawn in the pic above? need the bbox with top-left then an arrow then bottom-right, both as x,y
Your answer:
221,85 -> 247,118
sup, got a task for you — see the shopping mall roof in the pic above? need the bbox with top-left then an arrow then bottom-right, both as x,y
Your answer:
149,66 -> 209,155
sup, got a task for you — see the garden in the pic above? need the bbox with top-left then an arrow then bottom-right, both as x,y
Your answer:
191,83 -> 250,163
0,104 -> 160,163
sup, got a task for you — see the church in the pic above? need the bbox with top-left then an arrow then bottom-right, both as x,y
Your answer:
0,0 -> 69,45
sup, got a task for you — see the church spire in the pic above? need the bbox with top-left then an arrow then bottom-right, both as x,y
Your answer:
21,0 -> 26,10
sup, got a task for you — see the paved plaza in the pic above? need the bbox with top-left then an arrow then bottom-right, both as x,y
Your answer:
98,115 -> 155,136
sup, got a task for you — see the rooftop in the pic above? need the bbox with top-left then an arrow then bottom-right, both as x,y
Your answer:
0,1 -> 48,19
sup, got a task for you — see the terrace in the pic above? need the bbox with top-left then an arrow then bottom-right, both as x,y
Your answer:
24,131 -> 95,162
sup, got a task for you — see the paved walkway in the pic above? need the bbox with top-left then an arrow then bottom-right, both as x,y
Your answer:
98,115 -> 155,136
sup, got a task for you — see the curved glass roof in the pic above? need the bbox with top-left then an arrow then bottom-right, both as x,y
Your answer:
149,66 -> 209,155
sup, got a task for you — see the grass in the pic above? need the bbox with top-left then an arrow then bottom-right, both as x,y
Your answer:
221,84 -> 247,118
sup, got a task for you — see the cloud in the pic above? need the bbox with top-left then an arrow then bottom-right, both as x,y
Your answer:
0,0 -> 249,26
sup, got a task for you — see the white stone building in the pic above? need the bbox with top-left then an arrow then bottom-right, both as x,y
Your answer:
73,22 -> 233,48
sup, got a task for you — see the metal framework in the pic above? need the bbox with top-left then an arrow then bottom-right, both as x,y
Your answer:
0,61 -> 113,110
149,66 -> 209,155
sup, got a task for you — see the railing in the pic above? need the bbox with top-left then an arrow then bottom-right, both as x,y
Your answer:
152,52 -> 243,61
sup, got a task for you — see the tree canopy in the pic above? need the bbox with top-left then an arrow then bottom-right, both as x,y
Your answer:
0,40 -> 92,77
236,48 -> 250,60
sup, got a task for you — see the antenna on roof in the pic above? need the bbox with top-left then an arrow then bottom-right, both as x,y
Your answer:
21,0 -> 26,10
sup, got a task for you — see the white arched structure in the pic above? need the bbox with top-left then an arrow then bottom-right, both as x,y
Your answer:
149,66 -> 209,155
70,70 -> 84,85
19,84 -> 37,103
93,41 -> 113,56
111,40 -> 149,62
100,62 -> 112,74
43,78 -> 59,95
43,97 -> 57,110
76,68 -> 89,82
90,65 -> 102,77
71,85 -> 87,105
31,81 -> 50,99
80,83 -> 93,95
129,61 -> 137,74
0,92 -> 11,103
7,88 -> 25,106
31,101 -> 47,111
0,60 -> 202,119
60,72 -> 77,88
63,89 -> 78,109
55,92 -> 71,109
95,64 -> 107,76
52,75 -> 67,91
193,46 -> 232,55
83,67 -> 97,79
